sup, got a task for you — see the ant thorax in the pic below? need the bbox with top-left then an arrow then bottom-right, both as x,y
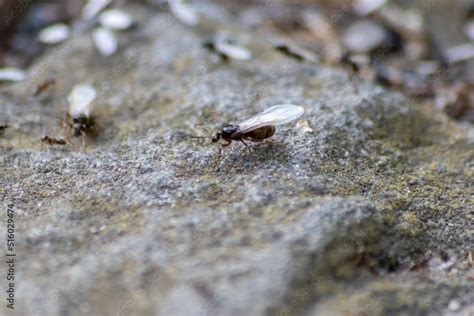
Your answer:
71,115 -> 94,137
221,124 -> 237,135
212,124 -> 237,143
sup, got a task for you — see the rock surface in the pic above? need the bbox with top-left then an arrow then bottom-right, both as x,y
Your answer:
0,3 -> 473,316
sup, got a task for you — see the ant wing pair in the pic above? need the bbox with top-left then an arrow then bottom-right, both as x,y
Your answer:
191,104 -> 304,139
232,104 -> 304,136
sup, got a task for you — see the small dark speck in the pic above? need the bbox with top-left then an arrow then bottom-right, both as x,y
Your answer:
272,231 -> 283,241
440,251 -> 450,262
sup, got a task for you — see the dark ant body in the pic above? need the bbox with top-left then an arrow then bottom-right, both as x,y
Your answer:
212,124 -> 275,145
41,136 -> 67,146
33,78 -> 56,97
0,122 -> 9,138
212,124 -> 276,167
68,114 -> 96,138
209,104 -> 304,168
274,44 -> 305,62
65,83 -> 98,145
203,40 -> 229,62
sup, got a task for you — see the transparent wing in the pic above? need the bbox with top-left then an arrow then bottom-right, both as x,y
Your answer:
234,104 -> 304,135
68,83 -> 97,117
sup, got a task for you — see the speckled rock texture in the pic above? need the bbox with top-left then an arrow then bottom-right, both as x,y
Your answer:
0,4 -> 473,316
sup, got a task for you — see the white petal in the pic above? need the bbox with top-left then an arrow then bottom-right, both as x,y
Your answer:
99,9 -> 134,30
343,20 -> 386,53
465,21 -> 474,40
216,42 -> 252,60
214,33 -> 252,61
169,0 -> 200,26
38,23 -> 70,44
92,27 -> 118,56
0,67 -> 26,82
353,0 -> 387,16
445,44 -> 474,64
68,84 -> 97,117
82,0 -> 111,20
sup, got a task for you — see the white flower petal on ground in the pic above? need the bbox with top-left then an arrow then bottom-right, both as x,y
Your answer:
465,21 -> 474,40
214,32 -> 252,61
82,0 -> 111,20
68,83 -> 97,118
0,68 -> 26,82
92,27 -> 118,56
445,44 -> 474,64
169,0 -> 200,26
99,9 -> 134,30
353,0 -> 387,16
38,23 -> 70,44
342,20 -> 386,53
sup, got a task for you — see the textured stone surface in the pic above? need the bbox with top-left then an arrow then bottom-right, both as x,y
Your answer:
0,3 -> 473,316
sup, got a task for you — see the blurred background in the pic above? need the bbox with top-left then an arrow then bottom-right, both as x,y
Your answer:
1,0 -> 473,122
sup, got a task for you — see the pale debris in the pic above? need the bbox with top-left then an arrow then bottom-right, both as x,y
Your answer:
92,27 -> 118,56
445,43 -> 474,64
353,0 -> 387,16
38,23 -> 71,44
82,0 -> 111,20
465,21 -> 474,40
99,9 -> 134,30
169,0 -> 200,26
377,4 -> 424,37
342,20 -> 386,53
214,32 -> 252,61
0,67 -> 27,82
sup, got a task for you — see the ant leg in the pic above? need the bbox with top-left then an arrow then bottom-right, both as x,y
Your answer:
212,147 -> 223,169
240,139 -> 256,162
56,116 -> 67,127
212,141 -> 231,169
80,131 -> 86,149
64,124 -> 73,140
64,133 -> 72,145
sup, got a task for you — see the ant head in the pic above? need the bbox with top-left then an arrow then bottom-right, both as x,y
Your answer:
213,124 -> 236,143
212,132 -> 222,143
211,124 -> 237,143
72,116 -> 90,137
